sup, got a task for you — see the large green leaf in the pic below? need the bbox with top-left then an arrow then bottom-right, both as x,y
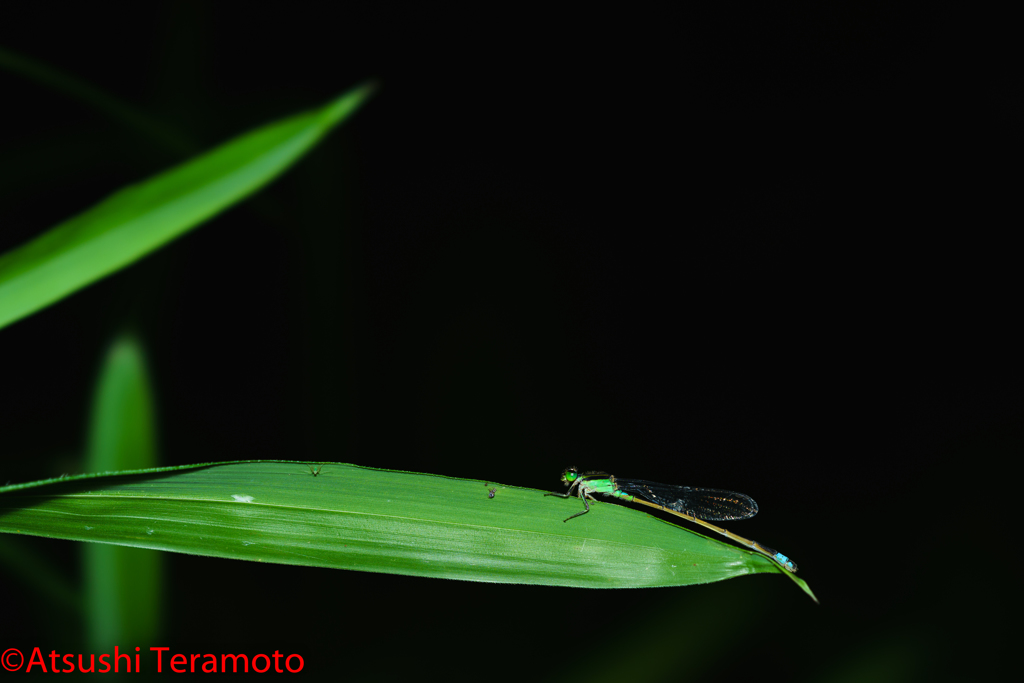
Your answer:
0,461 -> 816,601
0,82 -> 375,331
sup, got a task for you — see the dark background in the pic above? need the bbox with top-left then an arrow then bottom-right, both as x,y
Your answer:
0,3 -> 1017,681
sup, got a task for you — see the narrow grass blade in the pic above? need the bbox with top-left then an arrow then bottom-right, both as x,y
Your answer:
0,461 -> 816,601
0,535 -> 82,617
0,82 -> 375,331
83,334 -> 161,649
0,46 -> 194,155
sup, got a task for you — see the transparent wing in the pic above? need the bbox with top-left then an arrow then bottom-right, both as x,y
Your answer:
613,479 -> 758,521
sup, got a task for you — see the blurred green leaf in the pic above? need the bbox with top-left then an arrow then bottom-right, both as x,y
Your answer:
83,334 -> 161,649
0,82 -> 375,331
0,535 -> 82,618
0,462 -> 816,601
0,46 -> 195,155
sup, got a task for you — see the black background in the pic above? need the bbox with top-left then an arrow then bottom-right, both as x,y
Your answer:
0,3 -> 1017,681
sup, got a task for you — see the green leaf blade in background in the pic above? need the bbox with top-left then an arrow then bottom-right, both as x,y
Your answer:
0,46 -> 195,155
83,334 -> 161,650
0,462 -> 816,601
0,82 -> 376,331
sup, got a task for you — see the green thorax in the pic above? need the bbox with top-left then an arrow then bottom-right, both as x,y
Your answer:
578,474 -> 628,498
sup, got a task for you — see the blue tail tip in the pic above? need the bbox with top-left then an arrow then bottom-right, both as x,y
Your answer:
774,553 -> 798,572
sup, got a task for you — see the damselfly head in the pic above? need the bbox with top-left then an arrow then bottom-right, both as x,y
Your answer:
559,466 -> 579,486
